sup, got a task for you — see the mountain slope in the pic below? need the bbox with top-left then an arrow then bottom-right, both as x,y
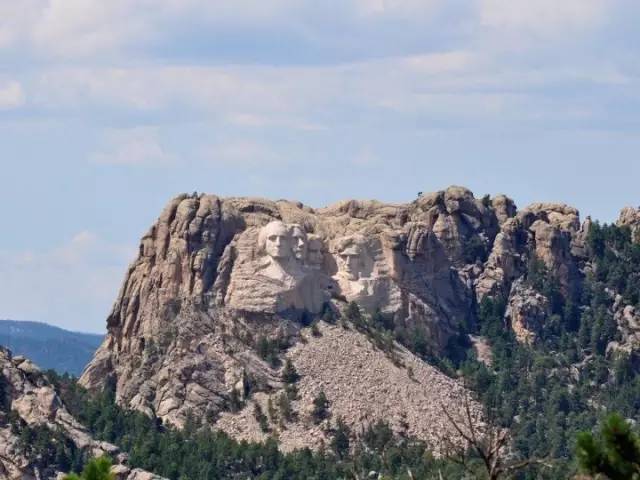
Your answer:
0,320 -> 103,376
0,346 -> 163,480
78,186 -> 640,469
80,187 -> 490,448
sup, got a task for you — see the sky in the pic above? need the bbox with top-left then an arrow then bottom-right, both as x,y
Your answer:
1,0 -> 640,333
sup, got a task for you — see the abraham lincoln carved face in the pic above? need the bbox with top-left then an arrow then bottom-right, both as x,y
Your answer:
337,243 -> 364,281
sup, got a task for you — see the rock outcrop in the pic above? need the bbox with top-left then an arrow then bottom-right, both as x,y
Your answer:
81,187 -> 497,429
607,295 -> 640,355
618,206 -> 640,242
80,186 -> 604,448
476,203 -> 582,300
0,347 -> 164,480
504,279 -> 550,345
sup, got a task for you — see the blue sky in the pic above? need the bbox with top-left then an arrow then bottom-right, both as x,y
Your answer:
1,0 -> 639,333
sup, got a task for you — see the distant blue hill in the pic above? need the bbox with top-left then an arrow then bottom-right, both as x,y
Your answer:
0,320 -> 103,376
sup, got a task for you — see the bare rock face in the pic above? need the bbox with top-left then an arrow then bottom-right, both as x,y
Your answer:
0,348 -> 114,457
81,187 -> 494,427
607,295 -> 640,355
618,206 -> 640,242
80,186 -> 592,448
0,347 -> 164,480
504,279 -> 550,345
476,202 -> 582,299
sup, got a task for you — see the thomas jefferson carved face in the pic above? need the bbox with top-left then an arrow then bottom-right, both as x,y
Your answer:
307,236 -> 324,268
289,224 -> 307,261
337,244 -> 364,280
259,221 -> 292,260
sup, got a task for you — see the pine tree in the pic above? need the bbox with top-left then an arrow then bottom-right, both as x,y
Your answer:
331,417 -> 350,459
277,392 -> 293,422
576,413 -> 640,480
282,359 -> 299,384
64,456 -> 115,480
312,391 -> 330,424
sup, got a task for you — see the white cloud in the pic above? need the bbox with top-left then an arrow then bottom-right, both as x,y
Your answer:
353,0 -> 443,17
20,46 -> 635,134
0,81 -> 25,109
0,0 -> 42,49
203,140 -> 283,167
403,51 -> 476,74
90,127 -> 176,166
479,0 -> 607,34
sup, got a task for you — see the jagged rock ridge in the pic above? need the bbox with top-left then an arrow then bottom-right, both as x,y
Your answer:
79,186 -> 640,450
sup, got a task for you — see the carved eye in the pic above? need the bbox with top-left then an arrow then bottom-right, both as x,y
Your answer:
268,235 -> 277,241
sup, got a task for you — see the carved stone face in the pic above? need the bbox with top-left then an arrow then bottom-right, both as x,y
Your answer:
289,224 -> 307,261
260,221 -> 291,260
338,244 -> 364,280
307,236 -> 324,268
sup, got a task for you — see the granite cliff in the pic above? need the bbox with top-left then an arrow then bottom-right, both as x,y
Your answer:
0,346 -> 163,480
78,186 -> 640,451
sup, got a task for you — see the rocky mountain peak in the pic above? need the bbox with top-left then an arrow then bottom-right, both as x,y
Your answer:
78,186 -> 597,449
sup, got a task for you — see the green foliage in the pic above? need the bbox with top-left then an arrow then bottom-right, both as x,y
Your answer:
46,372 -> 459,480
576,414 -> 640,480
253,402 -> 270,433
64,456 -> 115,480
310,321 -> 321,337
256,334 -> 288,367
345,301 -> 365,328
281,359 -> 299,384
457,223 -> 640,478
462,235 -> 489,264
227,387 -> 243,412
311,391 -> 329,424
277,391 -> 293,422
331,417 -> 351,459
0,371 -> 9,412
321,305 -> 337,324
588,222 -> 640,307
8,414 -> 84,477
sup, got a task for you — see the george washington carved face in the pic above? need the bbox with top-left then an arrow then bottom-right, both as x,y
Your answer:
258,221 -> 292,260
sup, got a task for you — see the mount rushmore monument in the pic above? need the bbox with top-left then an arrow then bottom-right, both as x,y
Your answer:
224,219 -> 399,316
79,185 -> 595,448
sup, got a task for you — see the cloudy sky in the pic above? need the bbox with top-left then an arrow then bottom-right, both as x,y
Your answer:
1,0 -> 639,333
